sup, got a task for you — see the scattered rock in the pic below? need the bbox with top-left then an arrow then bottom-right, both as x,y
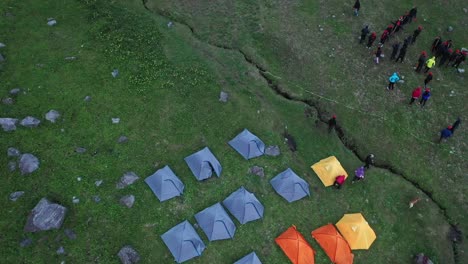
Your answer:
45,110 -> 61,123
447,26 -> 453,32
7,147 -> 20,157
264,145 -> 281,156
0,118 -> 18,131
47,18 -> 57,26
84,96 -> 92,102
36,63 -> 45,68
464,8 -> 468,13
457,68 -> 465,73
112,118 -> 120,124
9,191 -> 25,201
64,229 -> 76,240
8,161 -> 16,172
77,177 -> 82,181
75,147 -> 87,154
0,42 -> 5,48
219,91 -> 229,102
249,166 -> 265,177
95,180 -> 103,187
92,195 -> 101,203
20,116 -> 41,128
24,198 -> 67,232
56,246 -> 65,255
116,172 -> 139,189
118,136 -> 128,143
2,97 -> 14,105
0,53 -> 5,62
167,21 -> 173,28
19,153 -> 40,175
10,88 -> 21,95
117,245 -> 141,264
120,195 -> 135,208
20,238 -> 33,248
72,196 -> 80,204
398,80 -> 405,83
112,69 -> 119,78
64,56 -> 76,61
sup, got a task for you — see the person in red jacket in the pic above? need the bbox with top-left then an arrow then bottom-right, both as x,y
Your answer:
379,30 -> 389,45
334,175 -> 346,189
409,86 -> 422,105
367,32 -> 376,48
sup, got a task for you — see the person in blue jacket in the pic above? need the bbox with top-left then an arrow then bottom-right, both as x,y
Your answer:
439,126 -> 453,143
387,72 -> 400,90
419,88 -> 431,107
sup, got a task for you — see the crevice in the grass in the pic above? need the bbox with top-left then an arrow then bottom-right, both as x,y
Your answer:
141,1 -> 460,262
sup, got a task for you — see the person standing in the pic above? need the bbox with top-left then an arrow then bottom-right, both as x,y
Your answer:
424,56 -> 436,73
352,166 -> 365,183
374,46 -> 382,64
419,88 -> 431,107
387,72 -> 400,90
379,30 -> 390,45
328,115 -> 337,133
395,45 -> 407,62
448,49 -> 461,67
450,117 -> 461,134
364,154 -> 375,169
431,36 -> 442,53
439,48 -> 452,66
367,32 -> 376,48
439,126 -> 453,143
360,25 -> 370,44
390,42 -> 400,60
409,87 -> 422,105
424,72 -> 433,87
353,0 -> 361,16
409,6 -> 417,23
415,51 -> 427,72
452,51 -> 466,68
411,26 -> 422,44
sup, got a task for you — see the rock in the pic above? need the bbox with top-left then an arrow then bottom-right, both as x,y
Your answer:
398,80 -> 405,83
36,63 -> 45,68
0,42 -> 5,48
75,147 -> 87,154
64,56 -> 76,61
95,180 -> 103,187
24,198 -> 67,232
464,8 -> 468,13
10,88 -> 21,95
8,161 -> 16,171
56,246 -> 65,255
116,172 -> 139,189
0,118 -> 18,131
47,19 -> 57,26
64,229 -> 76,240
72,197 -> 80,204
447,26 -> 453,32
219,91 -> 229,102
112,69 -> 119,78
0,53 -> 5,62
45,110 -> 60,123
167,21 -> 173,28
118,136 -> 128,143
457,68 -> 465,73
120,195 -> 135,208
92,195 -> 101,203
7,147 -> 20,157
2,97 -> 14,105
414,253 -> 434,264
77,177 -> 82,181
112,118 -> 120,124
264,145 -> 281,156
249,166 -> 265,177
117,245 -> 141,264
84,96 -> 92,102
19,153 -> 40,175
20,116 -> 41,128
9,191 -> 25,201
20,238 -> 33,248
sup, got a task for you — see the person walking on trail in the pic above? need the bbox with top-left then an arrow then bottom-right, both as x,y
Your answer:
395,46 -> 407,62
379,30 -> 390,45
411,26 -> 422,44
374,46 -> 383,64
415,51 -> 427,72
439,126 -> 453,143
360,25 -> 370,44
424,56 -> 436,73
419,88 -> 431,107
352,166 -> 365,183
387,72 -> 400,90
367,32 -> 377,48
353,0 -> 361,16
431,36 -> 442,53
328,115 -> 337,133
424,72 -> 433,87
334,175 -> 346,189
409,6 -> 417,23
390,42 -> 401,60
364,154 -> 375,169
409,87 -> 422,105
450,117 -> 461,134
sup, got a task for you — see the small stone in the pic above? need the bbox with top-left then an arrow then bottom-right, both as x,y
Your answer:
61,128 -> 65,132
8,161 -> 16,172
249,166 -> 265,177
120,195 -> 135,208
112,69 -> 119,78
398,80 -> 405,83
117,245 -> 140,264
64,56 -> 76,61
116,172 -> 139,189
77,177 -> 82,181
75,147 -> 87,154
112,118 -> 120,124
36,63 -> 45,68
20,116 -> 41,128
319,28 -> 324,32
20,238 -> 33,247
264,145 -> 281,156
219,91 -> 229,102
24,198 -> 67,232
19,153 -> 40,175
47,19 -> 57,26
92,195 -> 101,203
72,197 -> 80,204
10,88 -> 21,95
118,136 -> 129,143
2,97 -> 14,105
7,147 -> 21,157
447,26 -> 453,32
84,96 -> 92,102
10,191 -> 25,201
95,180 -> 103,187
332,15 -> 336,18
64,229 -> 77,240
45,110 -> 61,123
464,8 -> 468,13
56,246 -> 65,255
0,118 -> 18,131
167,21 -> 173,28
457,68 -> 465,73
0,42 -> 5,48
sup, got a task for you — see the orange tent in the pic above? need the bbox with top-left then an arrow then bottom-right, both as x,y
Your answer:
311,224 -> 354,264
336,213 -> 377,250
275,225 -> 315,264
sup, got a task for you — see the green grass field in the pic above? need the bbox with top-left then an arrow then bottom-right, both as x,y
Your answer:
1,0 -> 466,263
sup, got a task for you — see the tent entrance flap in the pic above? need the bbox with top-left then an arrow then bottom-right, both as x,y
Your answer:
200,161 -> 214,179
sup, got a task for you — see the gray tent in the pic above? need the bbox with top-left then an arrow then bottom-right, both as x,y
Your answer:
228,129 -> 265,160
184,147 -> 222,181
223,186 -> 264,224
234,252 -> 262,264
194,202 -> 236,241
270,168 -> 310,203
161,220 -> 206,263
145,165 -> 184,202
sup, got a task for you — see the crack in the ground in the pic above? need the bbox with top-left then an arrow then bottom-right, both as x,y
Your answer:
141,1 -> 460,262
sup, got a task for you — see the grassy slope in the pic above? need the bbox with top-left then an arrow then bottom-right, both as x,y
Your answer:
0,0 -> 463,264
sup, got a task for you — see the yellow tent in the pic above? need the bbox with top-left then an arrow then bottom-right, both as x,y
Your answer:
336,213 -> 376,250
311,156 -> 348,187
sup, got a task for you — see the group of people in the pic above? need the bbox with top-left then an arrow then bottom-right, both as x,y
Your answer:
333,153 -> 375,189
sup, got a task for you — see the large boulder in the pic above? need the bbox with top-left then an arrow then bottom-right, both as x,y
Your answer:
19,154 -> 40,175
117,246 -> 140,264
116,172 -> 139,189
20,116 -> 41,128
0,118 -> 18,131
24,198 -> 67,232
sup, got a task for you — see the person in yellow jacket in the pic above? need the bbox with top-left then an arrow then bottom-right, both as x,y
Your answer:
424,56 -> 436,73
